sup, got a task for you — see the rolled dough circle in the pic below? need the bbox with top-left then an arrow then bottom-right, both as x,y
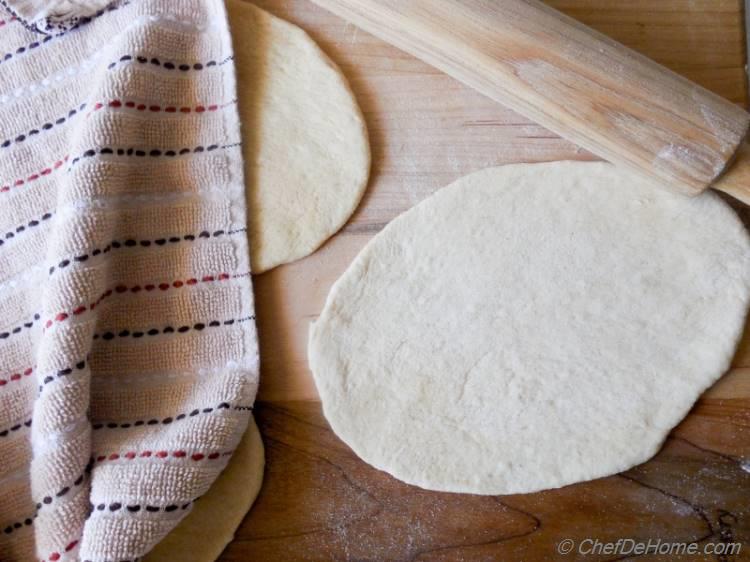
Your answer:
144,416 -> 265,561
228,0 -> 371,273
309,162 -> 750,495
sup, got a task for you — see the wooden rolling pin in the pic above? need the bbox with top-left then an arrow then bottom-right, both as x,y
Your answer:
310,0 -> 750,204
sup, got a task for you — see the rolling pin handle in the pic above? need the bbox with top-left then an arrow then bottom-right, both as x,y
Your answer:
713,141 -> 750,206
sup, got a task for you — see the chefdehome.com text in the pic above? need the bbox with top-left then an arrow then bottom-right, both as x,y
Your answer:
556,537 -> 742,557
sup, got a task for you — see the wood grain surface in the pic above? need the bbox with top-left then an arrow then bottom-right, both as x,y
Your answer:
226,1 -> 750,560
307,0 -> 750,199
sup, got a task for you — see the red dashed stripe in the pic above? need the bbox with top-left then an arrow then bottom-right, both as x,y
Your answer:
43,272 -> 238,329
93,449 -> 233,464
0,17 -> 17,27
0,366 -> 34,387
40,539 -> 79,562
1,156 -> 68,194
91,99 -> 226,115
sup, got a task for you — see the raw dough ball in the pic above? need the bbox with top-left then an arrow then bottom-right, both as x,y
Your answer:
228,0 -> 371,273
309,162 -> 750,495
144,416 -> 265,561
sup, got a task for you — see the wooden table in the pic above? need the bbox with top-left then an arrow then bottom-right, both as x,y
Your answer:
225,1 -> 750,559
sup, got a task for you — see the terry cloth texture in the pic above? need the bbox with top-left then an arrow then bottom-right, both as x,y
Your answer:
0,1 -> 260,561
0,0 -> 115,33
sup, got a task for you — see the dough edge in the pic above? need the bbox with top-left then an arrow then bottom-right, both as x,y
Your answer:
309,161 -> 750,495
144,416 -> 265,561
229,0 -> 371,273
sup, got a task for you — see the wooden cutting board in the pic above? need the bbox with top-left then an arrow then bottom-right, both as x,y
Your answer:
225,1 -> 750,559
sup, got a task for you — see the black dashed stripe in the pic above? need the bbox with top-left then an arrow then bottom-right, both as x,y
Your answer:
2,513 -> 36,535
40,360 -> 88,387
92,402 -> 252,430
48,228 -> 246,276
92,498 -> 195,514
93,316 -> 254,341
0,212 -> 53,247
0,418 -> 31,437
107,54 -> 233,72
70,141 -> 238,166
0,312 -> 40,341
34,463 -> 91,514
0,33 -> 54,64
0,104 -> 85,150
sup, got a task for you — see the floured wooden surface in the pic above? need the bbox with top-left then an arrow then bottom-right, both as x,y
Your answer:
227,401 -> 749,560
225,1 -> 750,559
248,0 -> 749,402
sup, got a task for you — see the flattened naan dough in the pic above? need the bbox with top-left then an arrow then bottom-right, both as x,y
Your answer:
145,416 -> 264,561
229,0 -> 371,273
309,162 -> 750,494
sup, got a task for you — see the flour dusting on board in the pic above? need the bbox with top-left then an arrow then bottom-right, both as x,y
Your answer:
303,465 -> 455,560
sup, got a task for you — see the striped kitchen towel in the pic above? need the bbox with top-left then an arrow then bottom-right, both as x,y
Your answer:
0,0 -> 259,560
